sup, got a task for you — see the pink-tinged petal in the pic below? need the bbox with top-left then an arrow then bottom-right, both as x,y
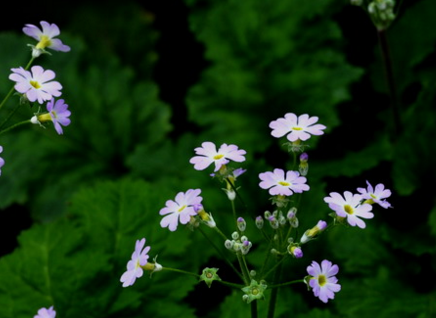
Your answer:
190,156 -> 213,170
365,180 -> 374,193
269,185 -> 292,196
213,157 -> 229,171
23,24 -> 41,39
26,89 -> 39,102
273,168 -> 285,180
40,21 -> 60,38
120,269 -> 137,287
292,183 -> 310,192
284,113 -> 298,125
305,124 -> 326,135
297,114 -> 310,126
49,38 -> 71,51
13,82 -> 31,93
30,65 -> 44,77
285,131 -> 300,142
269,118 -> 291,138
37,69 -> 56,83
160,213 -> 179,231
179,207 -> 196,224
198,141 -> 217,155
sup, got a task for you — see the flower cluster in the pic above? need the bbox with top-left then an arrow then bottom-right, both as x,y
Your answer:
0,21 -> 72,176
324,181 -> 391,229
118,111 -> 393,309
9,21 -> 71,135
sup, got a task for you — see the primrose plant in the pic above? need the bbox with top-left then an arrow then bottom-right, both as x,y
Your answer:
0,21 -> 72,178
119,113 -> 392,317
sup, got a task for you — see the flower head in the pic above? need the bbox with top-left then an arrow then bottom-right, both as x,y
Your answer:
9,66 -> 62,104
34,306 -> 56,318
324,191 -> 373,228
190,142 -> 246,172
357,181 -> 392,209
306,260 -> 341,303
23,21 -> 70,57
259,168 -> 309,196
269,113 -> 326,142
31,98 -> 71,134
120,238 -> 150,287
160,189 -> 203,231
0,146 -> 4,176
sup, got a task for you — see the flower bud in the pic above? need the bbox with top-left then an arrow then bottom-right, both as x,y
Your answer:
300,220 -> 327,244
224,239 -> 234,250
288,245 -> 303,258
231,231 -> 239,240
255,216 -> 264,229
237,217 -> 246,232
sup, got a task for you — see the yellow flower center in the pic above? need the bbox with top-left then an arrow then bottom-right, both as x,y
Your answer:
278,181 -> 290,186
252,287 -> 259,295
37,113 -> 53,123
292,127 -> 302,131
213,154 -> 224,160
36,35 -> 52,49
344,204 -> 354,215
370,194 -> 377,199
318,274 -> 327,286
178,205 -> 187,213
30,80 -> 41,89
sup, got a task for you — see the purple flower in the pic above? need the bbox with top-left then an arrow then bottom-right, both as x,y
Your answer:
23,21 -> 70,57
0,146 -> 4,176
34,306 -> 56,318
324,191 -> 373,228
46,98 -> 71,134
190,142 -> 246,172
259,168 -> 309,196
270,113 -> 326,142
307,260 -> 341,303
357,181 -> 392,209
9,66 -> 62,104
289,246 -> 303,258
159,189 -> 203,231
120,238 -> 150,287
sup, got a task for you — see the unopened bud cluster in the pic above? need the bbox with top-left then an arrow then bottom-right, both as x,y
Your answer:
256,207 -> 299,230
225,232 -> 252,255
368,0 -> 396,30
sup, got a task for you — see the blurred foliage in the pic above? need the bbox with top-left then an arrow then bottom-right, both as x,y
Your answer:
1,0 -> 436,317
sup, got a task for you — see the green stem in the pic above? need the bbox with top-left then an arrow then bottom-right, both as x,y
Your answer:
266,258 -> 284,318
251,300 -> 258,318
262,254 -> 287,280
162,267 -> 199,278
0,119 -> 32,136
268,279 -> 304,289
236,252 -> 250,285
0,103 -> 22,130
377,29 -> 402,138
216,280 -> 245,289
199,227 -> 244,281
225,177 -> 246,209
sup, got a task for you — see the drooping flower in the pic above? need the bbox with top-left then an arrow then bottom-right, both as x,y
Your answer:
9,66 -> 62,104
357,180 -> 392,209
190,142 -> 246,172
259,168 -> 309,196
0,146 -> 4,176
120,238 -> 150,287
34,306 -> 56,318
269,113 -> 326,142
23,21 -> 70,57
306,260 -> 341,303
31,98 -> 71,134
160,189 -> 203,231
324,191 -> 373,228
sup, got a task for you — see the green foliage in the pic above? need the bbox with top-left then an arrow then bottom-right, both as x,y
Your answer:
185,0 -> 362,155
0,179 -> 197,318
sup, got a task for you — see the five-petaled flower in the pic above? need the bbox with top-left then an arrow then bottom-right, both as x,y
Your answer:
357,181 -> 392,209
259,168 -> 309,196
269,113 -> 326,142
34,306 -> 56,318
324,191 -> 373,229
23,21 -> 70,57
190,142 -> 246,172
160,189 -> 203,231
120,238 -> 151,287
31,98 -> 71,134
306,260 -> 341,303
9,66 -> 62,104
0,146 -> 4,176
